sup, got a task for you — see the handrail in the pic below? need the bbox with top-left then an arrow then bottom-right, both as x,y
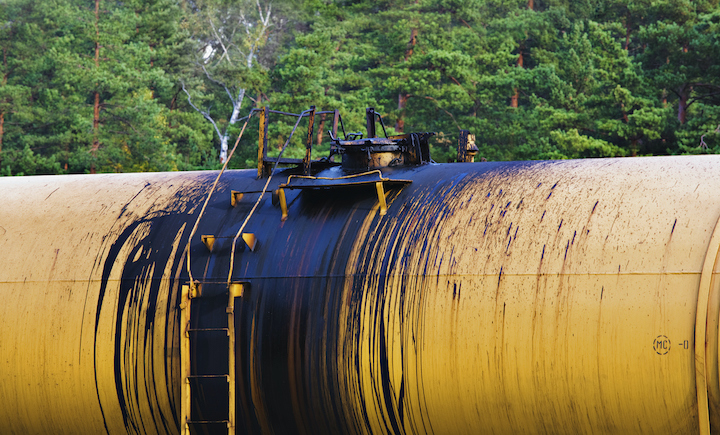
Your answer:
226,108 -> 314,285
185,109 -> 258,287
185,106 -> 340,287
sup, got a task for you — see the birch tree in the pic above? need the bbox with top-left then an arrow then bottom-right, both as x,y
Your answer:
182,0 -> 279,163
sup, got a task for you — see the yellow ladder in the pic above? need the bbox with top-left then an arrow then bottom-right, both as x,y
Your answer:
181,282 -> 246,434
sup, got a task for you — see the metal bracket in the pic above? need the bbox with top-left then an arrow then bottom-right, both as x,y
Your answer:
277,188 -> 288,221
201,235 -> 215,252
242,233 -> 257,252
189,282 -> 202,299
231,191 -> 244,207
229,282 -> 248,298
375,181 -> 387,216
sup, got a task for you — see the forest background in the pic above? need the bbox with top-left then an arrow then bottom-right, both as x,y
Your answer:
1,0 -> 719,175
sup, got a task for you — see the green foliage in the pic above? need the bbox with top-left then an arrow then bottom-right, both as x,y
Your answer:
0,0 -> 215,175
2,0 -> 720,175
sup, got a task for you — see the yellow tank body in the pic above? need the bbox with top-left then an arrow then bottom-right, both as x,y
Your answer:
1,156 -> 720,434
0,172 -> 209,434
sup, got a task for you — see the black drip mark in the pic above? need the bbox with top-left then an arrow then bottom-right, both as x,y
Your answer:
671,218 -> 677,234
377,315 -> 403,435
564,240 -> 570,260
600,286 -> 604,300
505,201 -> 512,209
546,192 -> 553,200
45,187 -> 60,200
558,219 -> 563,231
497,266 -> 504,289
571,231 -> 576,245
94,214 -> 187,434
541,245 -> 545,261
592,201 -> 598,213
541,211 -> 546,222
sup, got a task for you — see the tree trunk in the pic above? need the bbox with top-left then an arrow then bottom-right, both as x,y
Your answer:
396,27 -> 417,133
91,0 -> 101,173
511,50 -> 524,108
396,93 -> 408,133
316,115 -> 325,146
511,0 -> 532,108
0,111 -> 4,161
623,12 -> 631,50
219,88 -> 245,163
678,85 -> 689,125
0,47 -> 6,161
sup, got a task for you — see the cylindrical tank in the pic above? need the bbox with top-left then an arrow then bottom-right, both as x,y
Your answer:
2,156 -> 720,434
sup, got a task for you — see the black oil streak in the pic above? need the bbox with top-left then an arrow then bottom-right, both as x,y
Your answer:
93,213 -> 185,435
571,231 -> 576,245
601,286 -> 604,300
541,245 -> 545,260
506,223 -> 513,237
45,187 -> 60,200
551,182 -> 558,189
546,192 -> 553,200
505,201 -> 511,209
671,218 -> 677,234
592,201 -> 598,213
541,211 -> 546,222
377,314 -> 402,435
564,240 -> 570,260
497,266 -> 503,289
558,219 -> 563,231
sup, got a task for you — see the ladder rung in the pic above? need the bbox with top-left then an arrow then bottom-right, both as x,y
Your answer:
187,420 -> 230,424
187,328 -> 229,332
187,375 -> 229,379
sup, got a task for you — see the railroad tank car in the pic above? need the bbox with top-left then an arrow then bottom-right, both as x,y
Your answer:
3,107 -> 720,434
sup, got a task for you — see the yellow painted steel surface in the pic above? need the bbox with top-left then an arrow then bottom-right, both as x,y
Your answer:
331,157 -> 720,434
0,172 -> 205,434
2,157 -> 720,433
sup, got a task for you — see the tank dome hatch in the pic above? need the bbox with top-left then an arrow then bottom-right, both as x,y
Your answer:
328,107 -> 435,171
